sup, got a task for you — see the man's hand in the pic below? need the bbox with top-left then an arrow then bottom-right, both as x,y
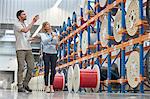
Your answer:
32,15 -> 39,23
21,15 -> 39,33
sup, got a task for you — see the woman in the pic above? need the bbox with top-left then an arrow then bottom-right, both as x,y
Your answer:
38,22 -> 58,93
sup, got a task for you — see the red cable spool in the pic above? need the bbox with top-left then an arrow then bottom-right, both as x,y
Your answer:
80,69 -> 97,88
73,64 -> 100,93
53,72 -> 65,90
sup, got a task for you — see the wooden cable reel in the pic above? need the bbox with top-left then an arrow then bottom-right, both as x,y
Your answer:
73,64 -> 100,93
146,0 -> 150,25
82,30 -> 97,55
100,15 -> 109,47
126,0 -> 139,36
100,15 -> 116,47
126,51 -> 140,88
113,10 -> 123,43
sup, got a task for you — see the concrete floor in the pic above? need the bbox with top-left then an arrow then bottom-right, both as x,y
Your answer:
0,90 -> 150,99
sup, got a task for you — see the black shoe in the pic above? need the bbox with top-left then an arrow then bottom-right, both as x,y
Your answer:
24,86 -> 32,92
18,87 -> 26,92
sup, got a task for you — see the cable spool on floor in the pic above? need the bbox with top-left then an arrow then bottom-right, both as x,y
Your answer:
146,0 -> 150,25
126,0 -> 139,36
82,30 -> 97,55
84,66 -> 93,92
126,51 -> 140,88
29,76 -> 38,91
67,66 -> 74,92
29,72 -> 65,91
53,72 -> 65,90
38,75 -> 45,91
73,64 -> 100,93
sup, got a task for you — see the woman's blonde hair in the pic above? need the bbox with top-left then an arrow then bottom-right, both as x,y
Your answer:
41,21 -> 49,33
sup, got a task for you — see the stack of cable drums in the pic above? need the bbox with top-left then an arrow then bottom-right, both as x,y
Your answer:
125,0 -> 150,88
57,0 -> 150,93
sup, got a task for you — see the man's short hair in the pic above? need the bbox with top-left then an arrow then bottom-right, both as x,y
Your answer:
16,10 -> 24,19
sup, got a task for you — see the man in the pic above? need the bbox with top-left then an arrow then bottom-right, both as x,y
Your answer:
14,10 -> 39,92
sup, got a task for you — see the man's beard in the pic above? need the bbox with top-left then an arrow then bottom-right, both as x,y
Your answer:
23,18 -> 27,21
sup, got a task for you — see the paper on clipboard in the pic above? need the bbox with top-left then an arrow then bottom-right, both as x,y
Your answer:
32,24 -> 42,37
